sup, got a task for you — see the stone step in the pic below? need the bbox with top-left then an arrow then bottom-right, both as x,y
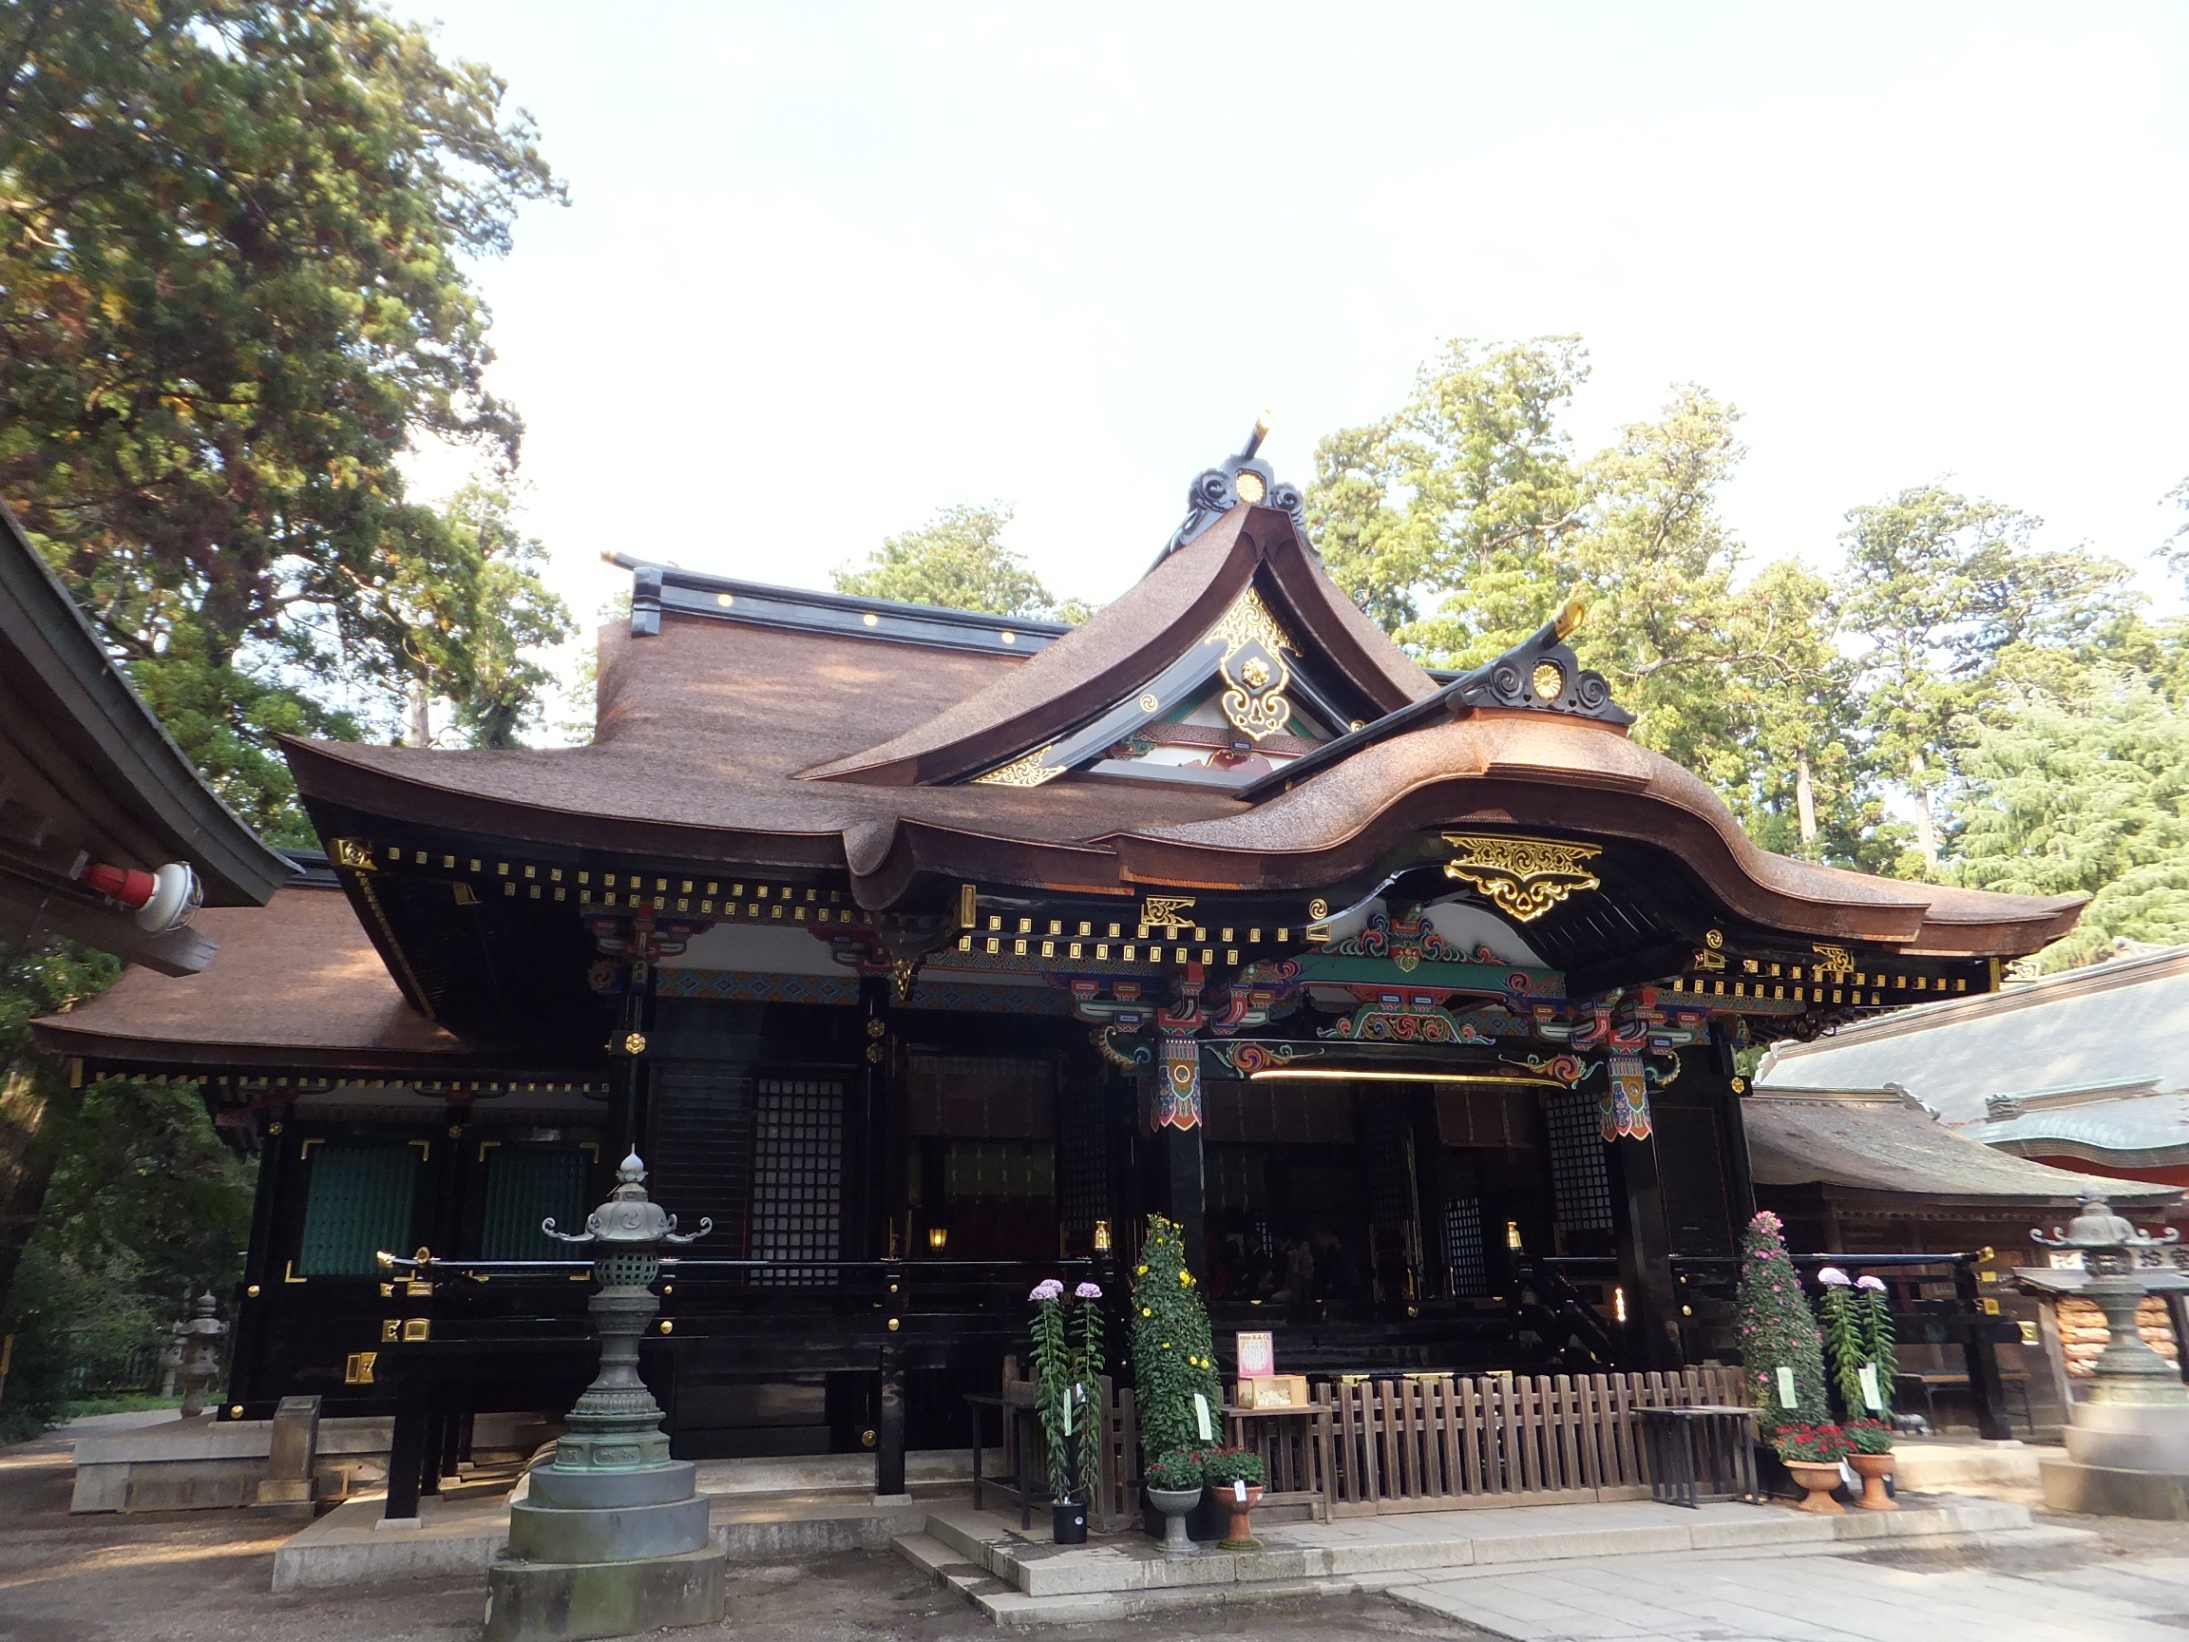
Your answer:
894,1493 -> 2041,1622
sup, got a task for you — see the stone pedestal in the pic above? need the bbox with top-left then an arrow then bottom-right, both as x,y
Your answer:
482,1155 -> 722,1642
2032,1193 -> 2189,1522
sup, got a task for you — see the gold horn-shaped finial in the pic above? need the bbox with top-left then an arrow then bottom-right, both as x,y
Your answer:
1242,409 -> 1273,460
1553,597 -> 1587,640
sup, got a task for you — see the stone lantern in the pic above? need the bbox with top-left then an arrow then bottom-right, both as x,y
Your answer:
2033,1190 -> 2189,1517
483,1152 -> 721,1642
174,1293 -> 226,1419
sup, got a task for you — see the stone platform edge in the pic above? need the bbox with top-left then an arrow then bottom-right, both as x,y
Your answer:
896,1495 -> 2034,1622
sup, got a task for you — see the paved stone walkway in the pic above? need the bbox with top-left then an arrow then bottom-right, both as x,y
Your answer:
1395,1541 -> 2189,1641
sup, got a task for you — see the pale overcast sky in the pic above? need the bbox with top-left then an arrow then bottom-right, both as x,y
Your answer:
397,1 -> 2189,668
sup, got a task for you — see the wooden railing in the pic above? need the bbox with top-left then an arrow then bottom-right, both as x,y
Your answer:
1217,1367 -> 1745,1517
1006,1360 -> 1745,1525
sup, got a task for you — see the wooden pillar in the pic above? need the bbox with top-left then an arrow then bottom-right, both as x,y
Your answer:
1954,1258 -> 2015,1440
856,974 -> 898,1260
876,1257 -> 907,1498
1162,1126 -> 1207,1280
616,955 -> 655,1162
1139,1051 -> 1208,1279
1709,1026 -> 1757,1228
1610,1130 -> 1682,1369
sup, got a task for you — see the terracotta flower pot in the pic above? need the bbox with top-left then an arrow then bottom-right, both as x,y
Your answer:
1784,1460 -> 1845,1514
1216,1481 -> 1263,1550
1848,1451 -> 1896,1511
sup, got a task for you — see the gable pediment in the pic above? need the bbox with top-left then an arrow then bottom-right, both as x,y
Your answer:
972,581 -> 1355,789
799,486 -> 1434,788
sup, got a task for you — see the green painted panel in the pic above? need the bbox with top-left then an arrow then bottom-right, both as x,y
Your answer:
299,1144 -> 417,1276
482,1145 -> 591,1261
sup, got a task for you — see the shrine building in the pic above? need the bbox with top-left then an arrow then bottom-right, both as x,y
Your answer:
34,431 -> 2086,1463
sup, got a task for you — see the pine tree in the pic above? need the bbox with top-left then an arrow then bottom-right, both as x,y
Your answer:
1129,1215 -> 1221,1463
1736,1210 -> 1829,1431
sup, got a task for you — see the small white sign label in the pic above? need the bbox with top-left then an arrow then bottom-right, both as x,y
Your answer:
1858,1364 -> 1882,1413
1193,1392 -> 1213,1441
1234,1479 -> 1247,1502
1776,1366 -> 1798,1408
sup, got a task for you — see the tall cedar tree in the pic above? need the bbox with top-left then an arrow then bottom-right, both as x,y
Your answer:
1735,1210 -> 1829,1431
833,504 -> 1093,623
0,0 -> 569,835
1309,340 -> 1879,868
1129,1215 -> 1221,1463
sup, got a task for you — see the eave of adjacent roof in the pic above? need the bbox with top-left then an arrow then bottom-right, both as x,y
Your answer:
0,501 -> 296,907
1743,1084 -> 2182,1205
29,882 -> 478,1075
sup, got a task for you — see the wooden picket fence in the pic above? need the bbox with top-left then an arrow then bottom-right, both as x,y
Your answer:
1313,1366 -> 1745,1513
1003,1359 -> 1743,1524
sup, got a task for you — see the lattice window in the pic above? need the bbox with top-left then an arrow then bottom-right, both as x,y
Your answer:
650,1069 -> 756,1258
750,1077 -> 844,1285
1057,1081 -> 1108,1231
1361,1099 -> 1416,1228
1546,1089 -> 1614,1233
480,1145 -> 591,1261
298,1143 -> 417,1275
1443,1196 -> 1487,1297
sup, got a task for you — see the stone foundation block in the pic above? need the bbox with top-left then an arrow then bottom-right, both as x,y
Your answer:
482,1545 -> 724,1642
2041,1456 -> 2189,1520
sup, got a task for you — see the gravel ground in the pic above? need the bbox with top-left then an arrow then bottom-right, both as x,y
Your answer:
16,1421 -> 2189,1642
0,1430 -> 1477,1642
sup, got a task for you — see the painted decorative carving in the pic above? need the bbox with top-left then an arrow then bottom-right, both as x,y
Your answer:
1155,1035 -> 1203,1130
972,743 -> 1063,787
1603,1051 -> 1653,1141
1441,834 -> 1604,922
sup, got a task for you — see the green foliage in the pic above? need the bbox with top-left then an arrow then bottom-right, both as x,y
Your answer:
0,1068 -> 250,1441
1735,1211 -> 1829,1430
1307,342 -> 1887,867
1074,1283 -> 1106,1502
833,504 -> 1089,621
1842,1417 -> 1895,1455
1,935 -> 246,1440
1129,1215 -> 1220,1464
1952,668 -> 2189,969
1199,1446 -> 1265,1488
1144,1448 -> 1203,1491
0,0 -> 567,832
391,483 -> 574,750
1816,1274 -> 1869,1416
1860,1285 -> 1897,1399
1028,1279 -> 1108,1502
1835,487 -> 2133,871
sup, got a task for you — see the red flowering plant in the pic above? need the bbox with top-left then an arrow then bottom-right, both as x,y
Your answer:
1200,1446 -> 1266,1489
1144,1448 -> 1205,1491
1773,1423 -> 1853,1465
1841,1418 -> 1895,1456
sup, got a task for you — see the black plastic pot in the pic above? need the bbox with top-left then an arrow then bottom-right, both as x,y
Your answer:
1052,1500 -> 1088,1544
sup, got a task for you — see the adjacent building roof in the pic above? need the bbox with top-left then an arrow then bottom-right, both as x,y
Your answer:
30,876 -> 468,1077
1757,945 -> 2189,1151
0,501 -> 296,972
1743,1085 -> 2179,1207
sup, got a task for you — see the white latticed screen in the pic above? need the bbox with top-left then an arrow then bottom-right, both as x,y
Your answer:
1443,1197 -> 1487,1296
750,1077 -> 843,1284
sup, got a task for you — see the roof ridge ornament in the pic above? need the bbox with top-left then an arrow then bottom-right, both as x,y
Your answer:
1154,412 -> 1307,564
1236,593 -> 1636,802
